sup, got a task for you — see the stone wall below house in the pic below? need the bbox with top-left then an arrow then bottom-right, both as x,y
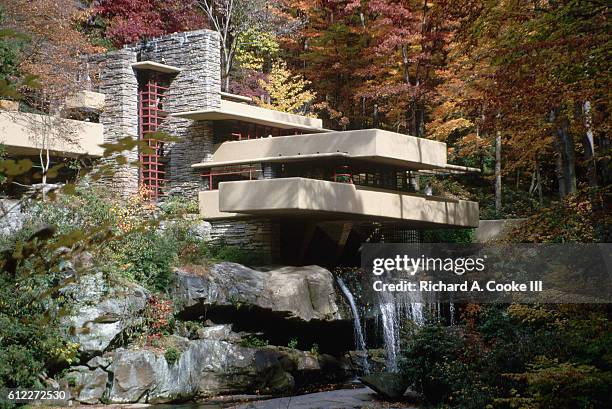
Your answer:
207,218 -> 280,262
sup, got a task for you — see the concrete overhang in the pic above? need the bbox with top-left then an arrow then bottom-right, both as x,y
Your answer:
0,111 -> 104,157
197,129 -> 449,171
65,91 -> 105,112
220,91 -> 252,103
132,61 -> 182,74
201,177 -> 479,228
171,100 -> 327,132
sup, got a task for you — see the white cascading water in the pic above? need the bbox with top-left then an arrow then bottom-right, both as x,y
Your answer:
336,277 -> 370,374
379,292 -> 400,372
378,287 -> 426,372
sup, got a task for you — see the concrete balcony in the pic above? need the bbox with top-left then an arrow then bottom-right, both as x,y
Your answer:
194,129 -> 451,171
200,177 -> 479,228
199,190 -> 242,219
0,111 -> 104,157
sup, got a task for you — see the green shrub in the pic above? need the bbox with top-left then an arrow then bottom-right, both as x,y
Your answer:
310,343 -> 320,357
240,335 -> 268,348
478,187 -> 541,220
506,188 -> 610,243
112,229 -> 178,291
288,337 -> 298,349
164,346 -> 181,365
159,196 -> 199,216
422,228 -> 474,243
401,324 -> 470,404
502,358 -> 612,409
27,186 -> 116,235
0,269 -> 76,392
401,305 -> 612,408
23,187 -> 211,291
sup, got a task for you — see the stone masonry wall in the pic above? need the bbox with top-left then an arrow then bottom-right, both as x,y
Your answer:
136,30 -> 221,198
89,49 -> 139,197
208,219 -> 281,262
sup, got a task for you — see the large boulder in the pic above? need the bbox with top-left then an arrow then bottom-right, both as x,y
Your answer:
173,263 -> 344,322
62,366 -> 109,404
347,349 -> 388,375
0,198 -> 25,236
106,335 -> 351,404
60,272 -> 148,355
359,373 -> 412,400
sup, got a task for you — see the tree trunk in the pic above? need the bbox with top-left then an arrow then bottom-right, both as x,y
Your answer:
599,134 -> 610,185
551,108 -> 576,198
516,169 -> 520,190
554,139 -> 566,199
536,163 -> 543,206
417,104 -> 425,137
582,101 -> 598,188
373,104 -> 379,128
495,130 -> 502,213
556,117 -> 577,196
222,52 -> 231,92
401,45 -> 410,85
39,142 -> 50,202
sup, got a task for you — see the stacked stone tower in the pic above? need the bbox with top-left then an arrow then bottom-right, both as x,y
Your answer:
88,29 -> 221,198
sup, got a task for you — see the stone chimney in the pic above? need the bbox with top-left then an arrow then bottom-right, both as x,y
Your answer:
89,29 -> 222,198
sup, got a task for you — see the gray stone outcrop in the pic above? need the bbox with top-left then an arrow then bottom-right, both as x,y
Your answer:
62,333 -> 351,404
173,262 -> 344,322
60,272 -> 148,355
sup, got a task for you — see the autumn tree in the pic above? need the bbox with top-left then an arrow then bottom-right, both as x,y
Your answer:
93,0 -> 207,47
198,0 -> 287,91
452,0 -> 610,198
1,0 -> 99,104
256,61 -> 315,114
282,1 -> 369,129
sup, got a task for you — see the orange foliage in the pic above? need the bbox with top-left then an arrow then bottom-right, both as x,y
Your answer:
2,0 -> 100,102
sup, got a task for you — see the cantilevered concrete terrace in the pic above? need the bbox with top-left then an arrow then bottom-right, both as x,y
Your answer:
193,129 -> 463,171
194,126 -> 479,227
200,178 -> 479,228
172,100 -> 327,133
0,111 -> 104,157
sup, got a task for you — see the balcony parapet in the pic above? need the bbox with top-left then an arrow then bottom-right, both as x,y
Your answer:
197,129 -> 449,171
200,177 -> 479,228
0,111 -> 104,157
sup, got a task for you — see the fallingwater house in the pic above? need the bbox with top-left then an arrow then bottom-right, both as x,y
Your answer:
0,29 -> 478,264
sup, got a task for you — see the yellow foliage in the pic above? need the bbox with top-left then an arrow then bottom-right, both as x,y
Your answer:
109,186 -> 156,233
508,304 -> 560,325
235,29 -> 280,72
50,341 -> 80,365
256,61 -> 316,115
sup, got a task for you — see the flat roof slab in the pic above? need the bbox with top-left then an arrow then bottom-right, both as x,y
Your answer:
171,100 -> 326,132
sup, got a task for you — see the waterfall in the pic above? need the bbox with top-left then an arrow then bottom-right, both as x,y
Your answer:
378,289 -> 425,373
379,292 -> 400,372
336,277 -> 370,374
